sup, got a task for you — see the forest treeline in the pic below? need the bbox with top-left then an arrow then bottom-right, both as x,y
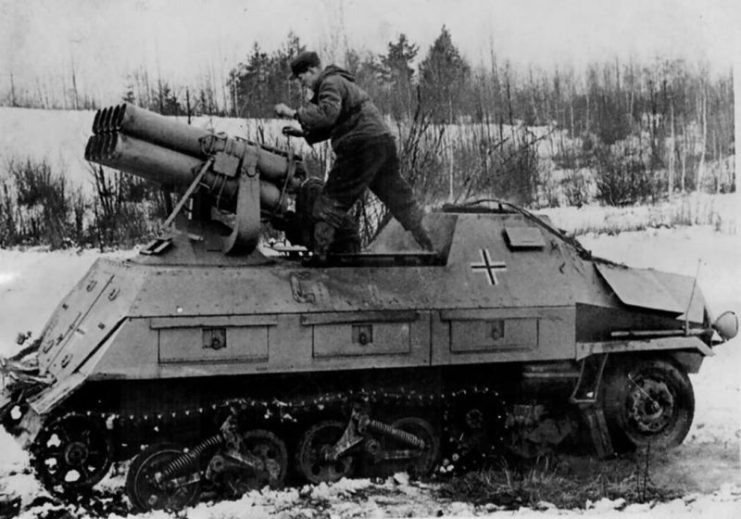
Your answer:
4,27 -> 733,153
0,26 -> 735,249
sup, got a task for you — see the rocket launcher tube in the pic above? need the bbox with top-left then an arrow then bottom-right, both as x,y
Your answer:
109,103 -> 207,157
85,133 -> 287,213
87,104 -> 307,252
106,132 -> 204,187
99,103 -> 304,183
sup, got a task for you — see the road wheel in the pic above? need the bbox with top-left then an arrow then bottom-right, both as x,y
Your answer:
296,420 -> 356,484
381,416 -> 439,477
125,443 -> 200,512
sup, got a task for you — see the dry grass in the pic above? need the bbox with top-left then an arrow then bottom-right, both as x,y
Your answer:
438,450 -> 682,510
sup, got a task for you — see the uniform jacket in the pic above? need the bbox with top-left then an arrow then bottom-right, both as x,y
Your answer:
296,66 -> 390,151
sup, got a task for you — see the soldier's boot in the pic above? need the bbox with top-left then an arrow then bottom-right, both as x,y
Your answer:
330,217 -> 361,254
330,234 -> 361,254
409,221 -> 435,252
310,221 -> 336,265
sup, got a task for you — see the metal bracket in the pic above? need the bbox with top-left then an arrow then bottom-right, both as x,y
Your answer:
162,157 -> 214,229
270,147 -> 297,218
579,405 -> 614,458
211,151 -> 240,178
569,353 -> 609,405
223,155 -> 261,255
325,411 -> 366,462
140,237 -> 173,256
568,353 -> 616,456
326,409 -> 426,463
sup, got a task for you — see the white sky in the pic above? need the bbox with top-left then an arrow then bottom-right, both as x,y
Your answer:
0,0 -> 738,104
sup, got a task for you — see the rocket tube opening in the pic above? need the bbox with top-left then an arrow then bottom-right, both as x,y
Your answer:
91,135 -> 103,160
110,105 -> 123,132
114,103 -> 128,131
97,108 -> 109,133
103,133 -> 117,160
103,108 -> 116,133
96,134 -> 105,160
84,137 -> 95,161
92,110 -> 102,134
94,134 -> 105,160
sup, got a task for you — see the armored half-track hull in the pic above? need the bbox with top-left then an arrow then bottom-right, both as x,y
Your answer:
2,205 -> 736,510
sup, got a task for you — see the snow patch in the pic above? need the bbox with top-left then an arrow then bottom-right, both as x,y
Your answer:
0,273 -> 17,286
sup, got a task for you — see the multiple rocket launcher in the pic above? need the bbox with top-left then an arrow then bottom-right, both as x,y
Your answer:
84,103 -> 307,218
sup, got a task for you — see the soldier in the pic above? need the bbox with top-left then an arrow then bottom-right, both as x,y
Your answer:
274,50 -> 434,262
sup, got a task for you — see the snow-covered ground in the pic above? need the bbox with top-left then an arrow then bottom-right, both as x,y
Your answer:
0,195 -> 739,518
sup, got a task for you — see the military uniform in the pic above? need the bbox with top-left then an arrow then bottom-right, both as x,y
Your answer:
292,59 -> 433,258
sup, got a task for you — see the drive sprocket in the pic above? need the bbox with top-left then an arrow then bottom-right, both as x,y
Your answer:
31,413 -> 113,495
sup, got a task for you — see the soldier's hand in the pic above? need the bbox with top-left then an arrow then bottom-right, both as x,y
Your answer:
274,103 -> 296,118
282,126 -> 304,138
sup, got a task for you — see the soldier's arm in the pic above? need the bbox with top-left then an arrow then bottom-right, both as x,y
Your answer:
296,77 -> 343,135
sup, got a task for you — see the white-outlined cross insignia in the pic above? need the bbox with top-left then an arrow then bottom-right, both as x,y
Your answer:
470,248 -> 507,285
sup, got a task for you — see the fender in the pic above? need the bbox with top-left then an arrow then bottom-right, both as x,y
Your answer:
576,336 -> 713,374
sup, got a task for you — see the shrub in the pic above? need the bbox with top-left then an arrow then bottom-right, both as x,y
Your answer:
561,170 -> 592,208
592,144 -> 665,205
6,158 -> 77,248
460,125 -> 540,206
89,165 -> 166,249
552,145 -> 585,171
497,129 -> 540,206
0,179 -> 17,247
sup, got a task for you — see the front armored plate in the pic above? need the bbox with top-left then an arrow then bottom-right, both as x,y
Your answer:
37,260 -> 142,379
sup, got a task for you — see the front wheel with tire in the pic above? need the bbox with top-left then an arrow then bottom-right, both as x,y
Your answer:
601,356 -> 694,450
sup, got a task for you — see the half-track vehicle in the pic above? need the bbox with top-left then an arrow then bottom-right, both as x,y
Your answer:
1,104 -> 737,512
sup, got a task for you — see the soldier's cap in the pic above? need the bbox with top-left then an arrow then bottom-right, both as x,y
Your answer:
290,51 -> 321,78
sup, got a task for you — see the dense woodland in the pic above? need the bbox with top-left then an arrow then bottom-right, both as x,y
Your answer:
0,27 -> 735,248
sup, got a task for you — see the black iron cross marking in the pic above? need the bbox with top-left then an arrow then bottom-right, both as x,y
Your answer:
470,248 -> 507,285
